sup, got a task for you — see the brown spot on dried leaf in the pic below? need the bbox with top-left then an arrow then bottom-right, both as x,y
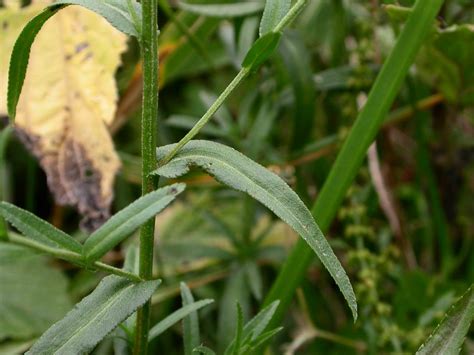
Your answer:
1,5 -> 127,232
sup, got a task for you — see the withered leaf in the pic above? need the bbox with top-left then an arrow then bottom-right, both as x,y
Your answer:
0,1 -> 127,231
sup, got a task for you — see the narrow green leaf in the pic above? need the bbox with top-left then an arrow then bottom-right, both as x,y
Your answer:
155,140 -> 357,319
0,202 -> 82,253
259,0 -> 291,36
148,299 -> 214,342
263,0 -> 444,326
232,302 -> 244,355
7,0 -> 141,120
177,1 -> 264,18
241,32 -> 281,70
7,7 -> 59,120
27,275 -> 160,354
417,285 -> 474,355
84,183 -> 185,262
181,283 -> 200,355
242,300 -> 279,341
248,327 -> 283,349
224,300 -> 280,353
193,346 -> 216,355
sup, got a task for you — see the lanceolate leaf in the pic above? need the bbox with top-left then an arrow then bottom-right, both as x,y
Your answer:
7,0 -> 140,120
84,184 -> 185,262
155,141 -> 357,319
177,1 -> 265,18
27,275 -> 160,355
148,299 -> 214,342
241,32 -> 281,70
417,285 -> 474,355
259,0 -> 291,36
7,6 -> 58,120
0,202 -> 82,253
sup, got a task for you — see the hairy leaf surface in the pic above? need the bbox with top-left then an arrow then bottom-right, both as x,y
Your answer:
84,184 -> 186,262
0,201 -> 82,253
155,140 -> 357,318
27,275 -> 160,354
417,285 -> 474,355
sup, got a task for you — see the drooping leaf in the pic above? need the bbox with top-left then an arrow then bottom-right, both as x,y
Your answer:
148,299 -> 214,342
27,275 -> 160,354
0,201 -> 82,253
155,140 -> 357,318
1,3 -> 128,231
259,0 -> 290,36
177,1 -> 264,18
241,32 -> 281,70
0,243 -> 72,341
84,183 -> 185,262
417,285 -> 474,355
181,283 -> 201,355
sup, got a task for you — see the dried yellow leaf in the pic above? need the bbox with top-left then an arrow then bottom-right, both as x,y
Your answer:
0,2 -> 127,230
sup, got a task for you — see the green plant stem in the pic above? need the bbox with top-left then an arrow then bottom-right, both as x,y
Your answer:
7,233 -> 142,281
159,0 -> 309,166
135,0 -> 159,353
159,67 -> 250,165
263,0 -> 444,326
273,0 -> 306,33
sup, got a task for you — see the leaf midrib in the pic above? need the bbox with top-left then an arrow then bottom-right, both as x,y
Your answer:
51,281 -> 134,353
167,153 -> 313,237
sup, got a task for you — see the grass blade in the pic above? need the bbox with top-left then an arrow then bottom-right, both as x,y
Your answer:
155,140 -> 357,318
148,299 -> 214,342
417,285 -> 474,355
0,202 -> 82,253
84,183 -> 185,262
27,275 -> 160,354
263,0 -> 445,326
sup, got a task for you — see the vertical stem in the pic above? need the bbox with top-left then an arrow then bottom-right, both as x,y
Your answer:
134,0 -> 159,353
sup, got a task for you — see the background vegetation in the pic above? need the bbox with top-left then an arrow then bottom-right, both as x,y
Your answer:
0,0 -> 473,354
